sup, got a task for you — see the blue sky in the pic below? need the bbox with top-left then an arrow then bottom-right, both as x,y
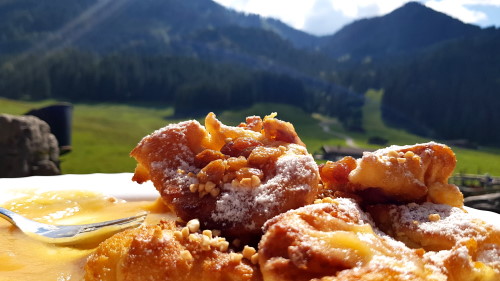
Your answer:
213,0 -> 500,35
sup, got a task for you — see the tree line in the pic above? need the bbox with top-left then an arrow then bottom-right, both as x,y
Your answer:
0,49 -> 363,128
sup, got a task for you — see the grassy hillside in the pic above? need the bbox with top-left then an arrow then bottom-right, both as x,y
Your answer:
357,90 -> 500,175
1,98 -> 499,175
1,98 -> 176,173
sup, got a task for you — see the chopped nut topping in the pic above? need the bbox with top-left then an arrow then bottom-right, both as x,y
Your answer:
212,229 -> 222,237
205,181 -> 216,192
187,219 -> 200,233
250,253 -> 259,264
397,157 -> 407,164
202,230 -> 213,239
210,188 -> 220,197
231,179 -> 239,187
222,173 -> 235,183
251,175 -> 261,187
198,191 -> 208,198
189,184 -> 198,193
181,227 -> 190,238
428,213 -> 441,222
210,238 -> 229,252
242,246 -> 256,259
180,250 -> 193,261
229,253 -> 243,263
173,230 -> 183,240
314,197 -> 337,204
201,235 -> 211,251
188,233 -> 201,243
239,177 -> 252,188
404,151 -> 415,158
388,150 -> 399,158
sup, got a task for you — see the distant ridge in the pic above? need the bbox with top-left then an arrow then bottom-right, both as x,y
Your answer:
1,0 -> 499,145
318,1 -> 481,60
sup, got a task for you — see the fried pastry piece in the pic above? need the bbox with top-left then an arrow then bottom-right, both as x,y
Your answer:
368,202 -> 500,251
258,198 -> 442,281
319,142 -> 463,206
130,113 -> 320,243
85,220 -> 262,281
368,203 -> 500,280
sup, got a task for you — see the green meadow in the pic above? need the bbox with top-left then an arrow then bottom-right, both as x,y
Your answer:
1,96 -> 499,176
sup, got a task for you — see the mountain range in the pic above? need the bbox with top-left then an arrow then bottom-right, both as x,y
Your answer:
0,0 -> 499,145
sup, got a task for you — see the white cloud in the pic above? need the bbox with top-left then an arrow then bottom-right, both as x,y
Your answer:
214,0 -> 316,30
212,0 -> 500,35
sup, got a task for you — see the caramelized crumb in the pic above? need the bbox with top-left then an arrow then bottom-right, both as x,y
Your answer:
189,183 -> 198,193
181,227 -> 190,238
404,151 -> 415,158
250,253 -> 259,265
210,188 -> 221,197
180,250 -> 193,261
229,253 -> 243,263
242,246 -> 256,260
428,213 -> 441,222
202,230 -> 213,239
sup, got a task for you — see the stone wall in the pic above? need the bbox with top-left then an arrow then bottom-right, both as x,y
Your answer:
0,114 -> 60,177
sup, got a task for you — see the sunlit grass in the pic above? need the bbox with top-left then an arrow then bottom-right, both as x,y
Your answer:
1,99 -> 175,173
1,97 -> 499,175
217,103 -> 346,155
356,90 -> 500,175
361,89 -> 429,146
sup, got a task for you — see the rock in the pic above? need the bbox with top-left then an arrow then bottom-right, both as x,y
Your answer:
0,114 -> 60,177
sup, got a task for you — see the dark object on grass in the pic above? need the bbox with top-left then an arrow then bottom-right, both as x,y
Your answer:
25,103 -> 73,154
368,136 -> 388,146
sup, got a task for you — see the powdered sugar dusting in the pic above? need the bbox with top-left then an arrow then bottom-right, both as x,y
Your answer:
142,121 -> 202,194
476,244 -> 500,266
211,150 -> 318,230
370,141 -> 443,157
394,202 -> 488,243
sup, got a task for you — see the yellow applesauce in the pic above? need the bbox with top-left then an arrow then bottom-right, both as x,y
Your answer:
0,190 -> 170,280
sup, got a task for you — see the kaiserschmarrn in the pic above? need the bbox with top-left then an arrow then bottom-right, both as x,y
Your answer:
84,114 -> 499,281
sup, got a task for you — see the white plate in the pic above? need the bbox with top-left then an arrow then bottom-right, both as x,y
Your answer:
0,173 -> 159,203
0,173 -> 499,229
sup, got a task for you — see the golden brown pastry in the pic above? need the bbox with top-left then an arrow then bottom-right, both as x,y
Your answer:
85,220 -> 262,281
259,197 -> 500,281
319,142 -> 463,206
367,202 -> 500,280
258,198 -> 441,281
130,113 -> 320,242
367,202 -> 500,251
